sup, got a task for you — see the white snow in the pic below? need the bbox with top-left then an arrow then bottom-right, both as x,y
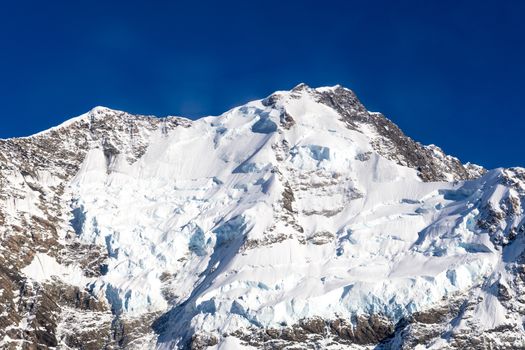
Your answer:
22,253 -> 91,287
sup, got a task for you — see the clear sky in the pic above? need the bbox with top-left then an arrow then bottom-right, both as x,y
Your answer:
0,0 -> 523,169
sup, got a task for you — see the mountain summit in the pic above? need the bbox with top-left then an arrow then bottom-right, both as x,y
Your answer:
0,85 -> 524,349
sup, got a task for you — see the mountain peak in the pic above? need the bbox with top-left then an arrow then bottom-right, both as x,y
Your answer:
255,84 -> 481,182
289,83 -> 349,94
23,106 -> 121,139
291,82 -> 310,91
13,84 -> 482,184
2,85 -> 523,350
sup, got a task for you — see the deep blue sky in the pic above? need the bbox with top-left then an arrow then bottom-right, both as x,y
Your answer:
0,1 -> 523,169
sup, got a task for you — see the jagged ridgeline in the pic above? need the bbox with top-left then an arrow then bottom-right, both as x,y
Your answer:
0,84 -> 524,350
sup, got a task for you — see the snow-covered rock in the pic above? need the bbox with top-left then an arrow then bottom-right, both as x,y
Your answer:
0,84 -> 523,350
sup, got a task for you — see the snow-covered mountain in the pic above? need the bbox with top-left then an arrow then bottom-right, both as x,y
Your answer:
1,84 -> 524,350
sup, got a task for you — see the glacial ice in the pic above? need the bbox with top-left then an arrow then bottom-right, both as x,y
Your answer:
251,116 -> 277,134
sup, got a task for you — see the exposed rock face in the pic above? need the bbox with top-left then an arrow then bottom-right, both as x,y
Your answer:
0,84 -> 523,350
230,315 -> 395,349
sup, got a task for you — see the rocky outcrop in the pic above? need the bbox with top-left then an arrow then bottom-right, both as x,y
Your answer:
229,315 -> 395,349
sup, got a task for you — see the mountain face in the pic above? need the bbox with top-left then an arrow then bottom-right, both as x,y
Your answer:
0,84 -> 524,350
